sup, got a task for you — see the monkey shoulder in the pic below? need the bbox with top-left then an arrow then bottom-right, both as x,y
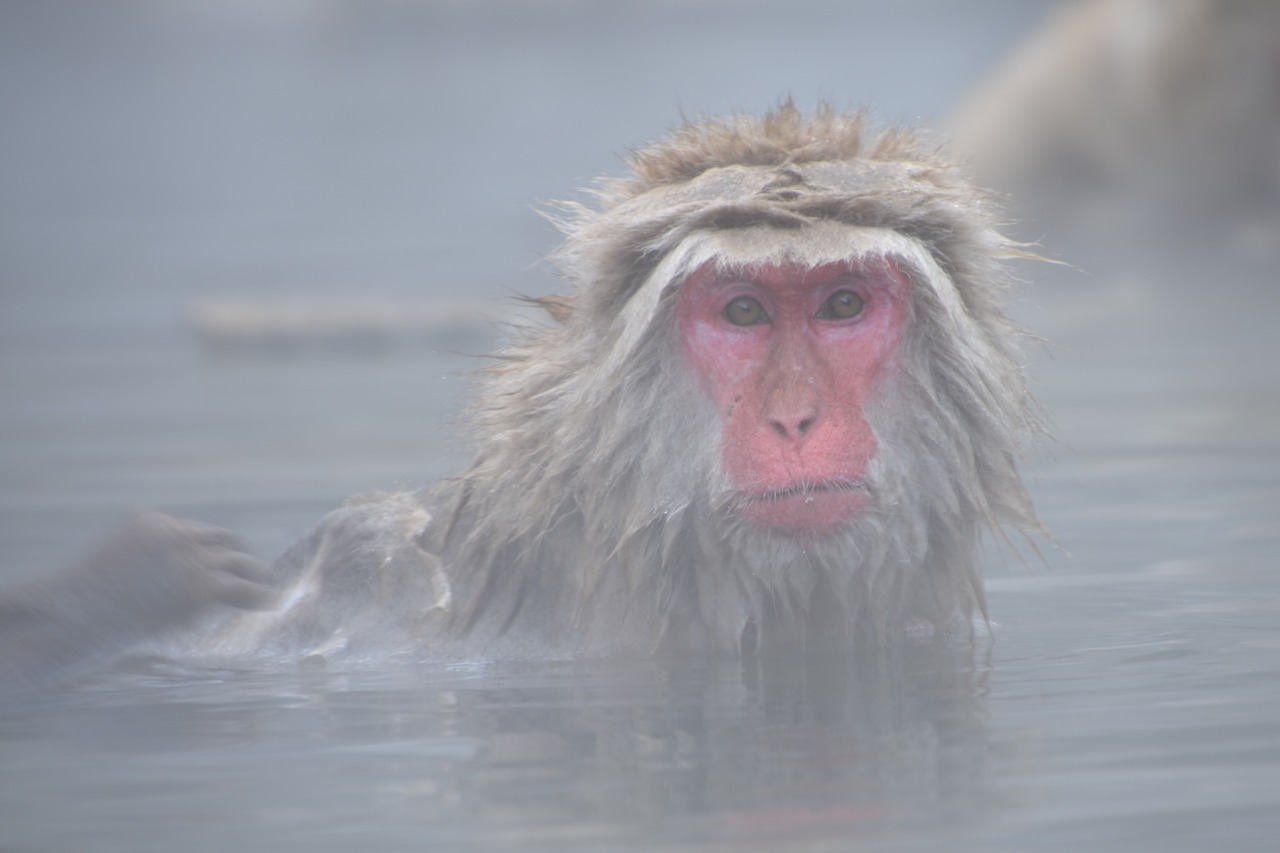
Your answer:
292,489 -> 434,561
275,489 -> 450,611
210,490 -> 454,661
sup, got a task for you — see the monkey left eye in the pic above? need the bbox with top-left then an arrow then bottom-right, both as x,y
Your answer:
724,296 -> 769,326
817,289 -> 865,320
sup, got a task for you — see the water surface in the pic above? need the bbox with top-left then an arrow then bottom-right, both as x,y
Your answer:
2,2 -> 1278,850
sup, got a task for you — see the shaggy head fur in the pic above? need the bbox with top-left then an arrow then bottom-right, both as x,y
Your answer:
430,102 -> 1042,659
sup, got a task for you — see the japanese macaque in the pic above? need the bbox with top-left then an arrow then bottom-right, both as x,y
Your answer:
0,104 -> 1041,682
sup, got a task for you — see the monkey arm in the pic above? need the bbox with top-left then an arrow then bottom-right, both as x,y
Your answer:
0,510 -> 275,688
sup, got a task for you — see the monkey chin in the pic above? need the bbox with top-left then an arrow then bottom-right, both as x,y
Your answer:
739,483 -> 868,539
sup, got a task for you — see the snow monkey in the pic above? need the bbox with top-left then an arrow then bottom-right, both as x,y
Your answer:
0,104 -> 1042,681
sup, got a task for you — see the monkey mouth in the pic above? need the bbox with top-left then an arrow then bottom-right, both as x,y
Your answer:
739,481 -> 868,536
748,480 -> 867,503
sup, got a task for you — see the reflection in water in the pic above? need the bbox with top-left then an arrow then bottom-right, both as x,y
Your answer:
1,641 -> 1003,849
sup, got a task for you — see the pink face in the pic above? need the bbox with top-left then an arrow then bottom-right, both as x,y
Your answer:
677,258 -> 909,537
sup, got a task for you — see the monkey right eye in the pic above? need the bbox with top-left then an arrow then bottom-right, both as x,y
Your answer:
724,297 -> 769,326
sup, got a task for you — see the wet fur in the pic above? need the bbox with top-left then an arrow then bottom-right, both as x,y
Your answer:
160,104 -> 1045,666
0,104 -> 1046,686
382,103 -> 1046,660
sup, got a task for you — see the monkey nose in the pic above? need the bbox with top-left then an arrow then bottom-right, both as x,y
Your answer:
768,408 -> 818,441
763,374 -> 821,442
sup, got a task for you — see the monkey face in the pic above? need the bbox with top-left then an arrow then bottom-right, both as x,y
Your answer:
677,256 -> 909,538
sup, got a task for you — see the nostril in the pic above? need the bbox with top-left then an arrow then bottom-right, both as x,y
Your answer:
769,415 -> 816,439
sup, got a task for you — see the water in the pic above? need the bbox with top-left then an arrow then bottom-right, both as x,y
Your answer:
2,2 -> 1279,850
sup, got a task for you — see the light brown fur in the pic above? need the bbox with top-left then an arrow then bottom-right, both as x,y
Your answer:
2,104 -> 1046,682
201,103 -> 1043,665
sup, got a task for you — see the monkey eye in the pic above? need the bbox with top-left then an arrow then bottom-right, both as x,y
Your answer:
724,296 -> 769,326
817,289 -> 864,320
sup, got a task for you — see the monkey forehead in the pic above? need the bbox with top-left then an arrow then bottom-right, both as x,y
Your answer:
578,156 -> 994,295
608,220 -> 953,356
646,221 -> 942,297
669,221 -> 927,272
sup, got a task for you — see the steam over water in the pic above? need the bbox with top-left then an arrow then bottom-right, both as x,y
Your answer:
2,2 -> 1277,850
